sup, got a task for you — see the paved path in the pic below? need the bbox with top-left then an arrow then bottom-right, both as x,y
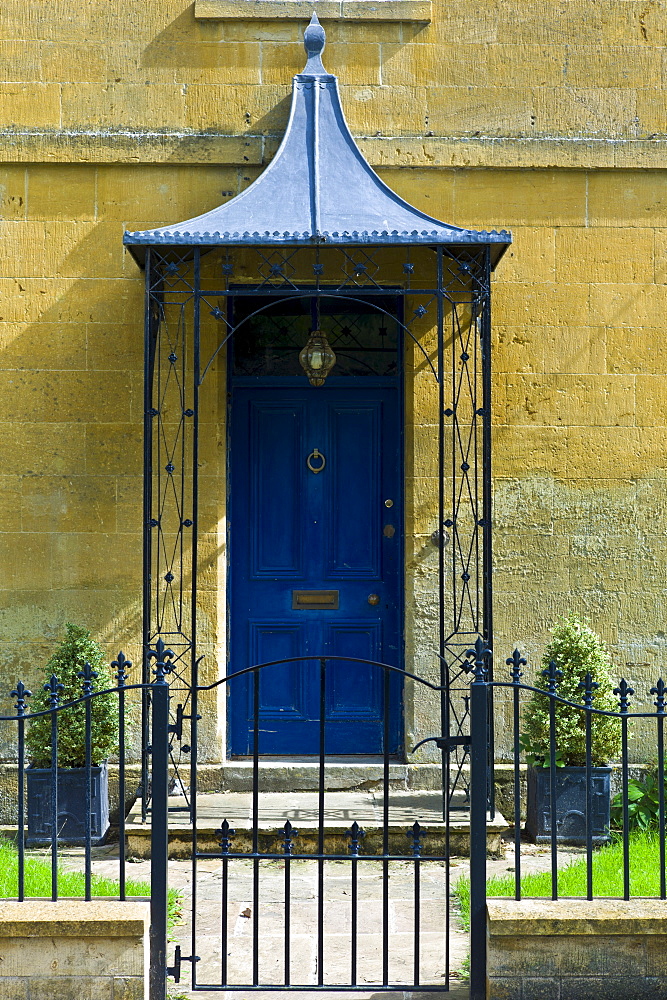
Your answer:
58,836 -> 584,1000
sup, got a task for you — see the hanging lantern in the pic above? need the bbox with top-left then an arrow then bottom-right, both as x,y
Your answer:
299,330 -> 336,386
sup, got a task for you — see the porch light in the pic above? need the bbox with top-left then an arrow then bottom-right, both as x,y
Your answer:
299,330 -> 336,386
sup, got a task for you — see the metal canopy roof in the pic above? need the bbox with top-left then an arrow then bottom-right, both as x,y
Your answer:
124,14 -> 511,267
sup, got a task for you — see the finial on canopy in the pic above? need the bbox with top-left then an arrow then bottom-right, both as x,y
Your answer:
303,12 -> 327,75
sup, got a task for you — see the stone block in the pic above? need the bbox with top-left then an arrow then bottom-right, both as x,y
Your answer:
0,370 -> 137,423
494,425 -> 568,478
21,475 -> 117,533
591,282 -> 667,328
112,979 -> 144,1000
494,280 -> 590,327
336,83 -> 429,135
0,900 -> 148,999
565,426 -> 642,479
0,167 -> 26,221
556,934 -> 647,976
556,227 -> 654,284
487,977 -> 522,1000
636,374 -> 667,426
426,86 -> 534,138
0,534 -> 52,590
606,326 -> 667,375
27,166 -> 97,222
498,227 -> 556,284
0,218 -> 123,276
503,374 -> 635,428
494,475 -> 553,533
27,979 -> 113,1000
533,86 -> 637,138
0,321 -> 87,371
85,424 -> 142,476
184,81 -> 286,131
588,170 -> 667,228
486,42 -> 566,88
381,41 -> 489,88
564,44 -> 659,88
52,532 -> 142,589
156,40 -> 261,86
453,169 -> 587,228
565,978 -> 666,999
0,83 -> 60,127
40,41 -> 107,82
61,82 -> 187,130
541,326 -> 606,376
0,980 -> 28,1000
97,164 -> 243,229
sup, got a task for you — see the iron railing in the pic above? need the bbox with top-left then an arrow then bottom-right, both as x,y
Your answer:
0,646 -> 174,1000
467,636 -> 667,1000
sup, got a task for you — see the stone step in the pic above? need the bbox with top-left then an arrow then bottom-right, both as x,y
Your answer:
194,760 -> 446,793
125,789 -> 508,859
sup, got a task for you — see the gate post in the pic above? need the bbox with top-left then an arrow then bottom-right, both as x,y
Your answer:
468,639 -> 489,1000
149,641 -> 172,1000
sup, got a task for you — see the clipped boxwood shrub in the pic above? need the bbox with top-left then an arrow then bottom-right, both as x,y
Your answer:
26,623 -> 119,768
520,616 -> 622,767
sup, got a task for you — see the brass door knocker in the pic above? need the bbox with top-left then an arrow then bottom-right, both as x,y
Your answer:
307,448 -> 326,474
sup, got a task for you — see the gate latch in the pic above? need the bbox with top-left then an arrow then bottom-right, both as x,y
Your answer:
410,735 -> 471,754
168,945 -> 200,983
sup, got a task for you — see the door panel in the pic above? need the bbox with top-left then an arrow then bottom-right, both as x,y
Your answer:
230,383 -> 402,755
328,405 -> 380,578
250,401 -> 305,577
248,621 -> 308,719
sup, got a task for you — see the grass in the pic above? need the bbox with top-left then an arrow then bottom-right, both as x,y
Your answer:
456,830 -> 667,929
0,839 -> 181,925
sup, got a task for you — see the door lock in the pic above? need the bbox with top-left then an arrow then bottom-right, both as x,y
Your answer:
368,594 -> 380,606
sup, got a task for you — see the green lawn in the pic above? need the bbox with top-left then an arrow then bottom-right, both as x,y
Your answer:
0,839 -> 181,924
456,831 -> 667,928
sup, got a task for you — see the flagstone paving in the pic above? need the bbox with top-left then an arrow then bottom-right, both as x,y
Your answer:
56,836 -> 584,1000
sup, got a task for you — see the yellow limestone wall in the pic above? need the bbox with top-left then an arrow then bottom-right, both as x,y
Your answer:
0,1 -> 666,758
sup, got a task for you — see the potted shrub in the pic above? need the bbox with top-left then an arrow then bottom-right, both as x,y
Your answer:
521,616 -> 622,845
26,623 -> 118,846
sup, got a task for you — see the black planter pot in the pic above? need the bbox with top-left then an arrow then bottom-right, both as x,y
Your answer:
525,764 -> 612,845
26,761 -> 110,846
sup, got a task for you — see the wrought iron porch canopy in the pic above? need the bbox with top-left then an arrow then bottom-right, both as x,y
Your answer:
124,14 -> 511,265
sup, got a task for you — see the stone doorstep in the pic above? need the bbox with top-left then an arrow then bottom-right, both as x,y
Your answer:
125,789 -> 508,858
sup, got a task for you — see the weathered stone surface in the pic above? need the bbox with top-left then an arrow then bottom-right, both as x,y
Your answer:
488,899 -> 667,1000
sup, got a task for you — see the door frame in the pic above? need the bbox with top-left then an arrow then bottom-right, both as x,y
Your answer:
226,293 -> 405,757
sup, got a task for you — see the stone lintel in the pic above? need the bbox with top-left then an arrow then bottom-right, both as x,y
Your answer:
194,0 -> 432,21
487,897 -> 667,936
1,131 -> 667,169
0,900 -> 149,938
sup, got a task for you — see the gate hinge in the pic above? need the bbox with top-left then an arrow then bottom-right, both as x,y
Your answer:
168,944 -> 200,983
410,734 -> 471,754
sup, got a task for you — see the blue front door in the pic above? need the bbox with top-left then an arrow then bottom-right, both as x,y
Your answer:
229,381 -> 403,755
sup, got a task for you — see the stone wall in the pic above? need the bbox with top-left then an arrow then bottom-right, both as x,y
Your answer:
487,897 -> 667,1000
0,900 -> 148,1000
0,1 -> 666,759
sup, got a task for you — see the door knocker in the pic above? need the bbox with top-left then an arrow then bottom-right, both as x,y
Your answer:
307,448 -> 326,474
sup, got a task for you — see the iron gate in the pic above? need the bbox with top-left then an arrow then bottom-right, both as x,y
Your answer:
163,653 -> 479,995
